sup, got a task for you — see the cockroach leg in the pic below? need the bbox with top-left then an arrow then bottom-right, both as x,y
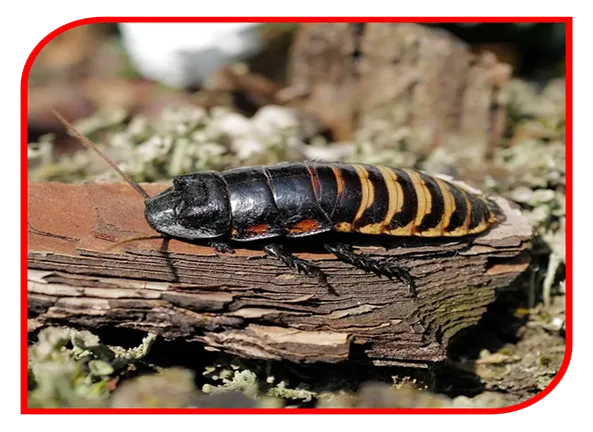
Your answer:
263,244 -> 337,296
210,240 -> 235,254
324,242 -> 416,297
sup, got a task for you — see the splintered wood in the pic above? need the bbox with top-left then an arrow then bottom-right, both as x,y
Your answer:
27,181 -> 531,366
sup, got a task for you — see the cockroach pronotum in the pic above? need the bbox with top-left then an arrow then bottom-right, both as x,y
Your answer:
51,109 -> 501,297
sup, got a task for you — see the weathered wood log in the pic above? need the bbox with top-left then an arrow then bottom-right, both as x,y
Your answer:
283,23 -> 511,155
27,181 -> 532,366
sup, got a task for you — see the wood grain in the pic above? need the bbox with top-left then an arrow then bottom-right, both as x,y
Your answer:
28,181 -> 532,366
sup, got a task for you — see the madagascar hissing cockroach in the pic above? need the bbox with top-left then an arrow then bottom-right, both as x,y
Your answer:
52,109 -> 500,296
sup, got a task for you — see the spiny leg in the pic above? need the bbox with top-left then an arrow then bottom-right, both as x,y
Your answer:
324,242 -> 416,296
263,244 -> 337,296
210,239 -> 235,254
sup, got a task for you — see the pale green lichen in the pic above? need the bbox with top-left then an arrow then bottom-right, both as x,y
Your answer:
29,104 -> 312,184
28,327 -> 156,408
202,370 -> 259,399
267,381 -> 316,403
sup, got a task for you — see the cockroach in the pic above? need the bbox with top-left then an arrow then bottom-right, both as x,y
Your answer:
52,109 -> 500,296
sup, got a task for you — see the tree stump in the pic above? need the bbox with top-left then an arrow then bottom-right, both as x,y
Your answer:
283,23 -> 511,156
27,181 -> 532,366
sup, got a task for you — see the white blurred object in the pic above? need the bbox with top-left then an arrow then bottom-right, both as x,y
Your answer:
118,23 -> 263,89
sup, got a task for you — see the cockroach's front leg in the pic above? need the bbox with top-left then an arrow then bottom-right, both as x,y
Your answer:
210,240 -> 235,254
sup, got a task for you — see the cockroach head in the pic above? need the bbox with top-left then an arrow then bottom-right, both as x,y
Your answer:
51,109 -> 232,240
144,172 -> 231,240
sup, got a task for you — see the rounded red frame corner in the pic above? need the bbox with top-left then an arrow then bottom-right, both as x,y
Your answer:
21,16 -> 573,416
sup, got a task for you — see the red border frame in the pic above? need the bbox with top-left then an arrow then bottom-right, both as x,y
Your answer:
21,16 -> 573,415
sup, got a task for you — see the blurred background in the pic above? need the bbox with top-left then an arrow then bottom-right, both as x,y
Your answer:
27,22 -> 565,180
27,21 -> 567,409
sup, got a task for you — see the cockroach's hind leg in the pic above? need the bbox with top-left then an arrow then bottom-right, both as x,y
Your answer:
263,244 -> 338,296
324,242 -> 416,297
210,240 -> 235,254
383,259 -> 416,297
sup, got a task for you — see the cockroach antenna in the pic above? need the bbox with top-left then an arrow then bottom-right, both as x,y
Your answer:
51,108 -> 151,200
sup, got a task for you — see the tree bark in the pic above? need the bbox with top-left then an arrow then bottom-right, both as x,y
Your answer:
28,181 -> 532,366
283,23 -> 512,156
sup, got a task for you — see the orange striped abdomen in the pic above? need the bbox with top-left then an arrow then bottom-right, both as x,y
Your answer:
308,163 -> 497,238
